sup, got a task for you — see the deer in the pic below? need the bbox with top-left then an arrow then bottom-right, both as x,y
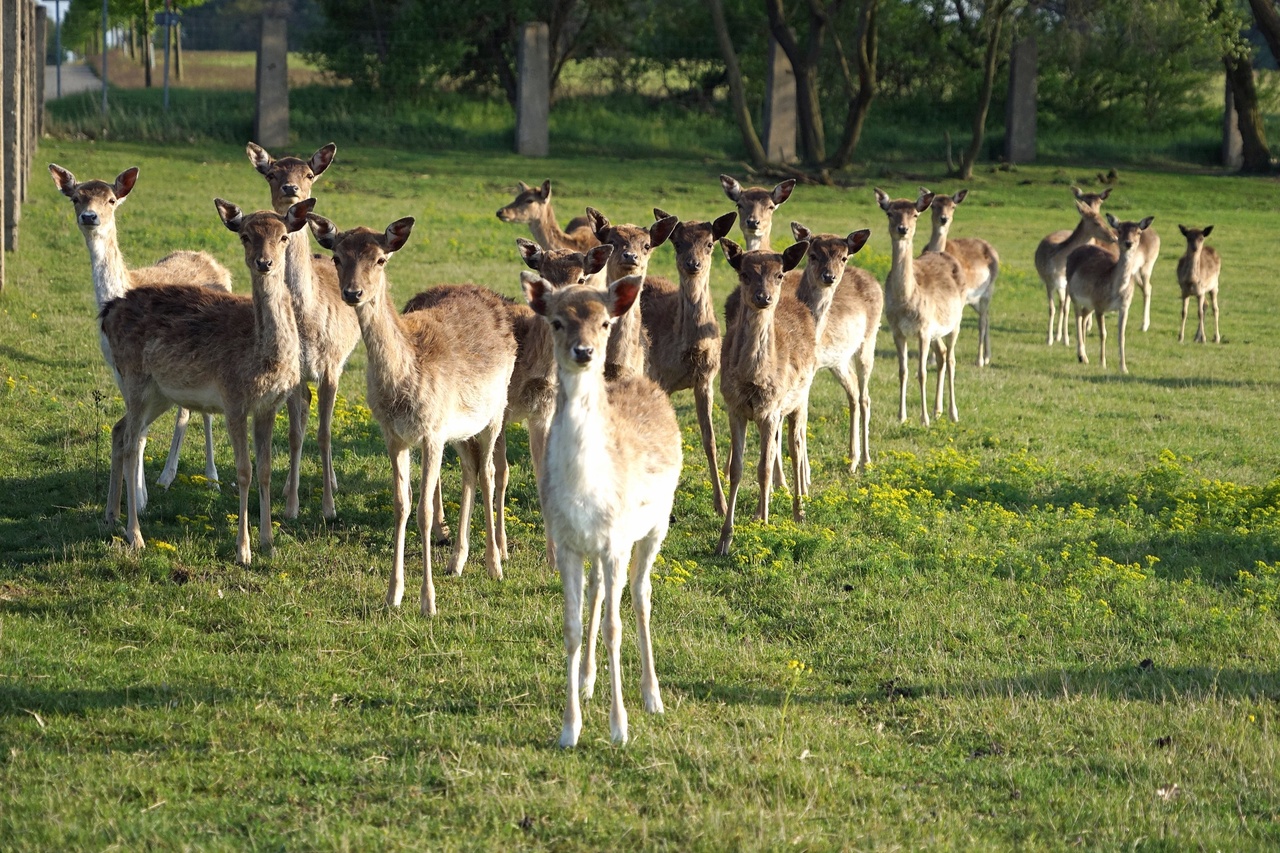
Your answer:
787,222 -> 880,476
719,174 -> 796,251
521,273 -> 682,748
309,214 -> 517,617
640,208 -> 737,516
246,141 -> 358,521
1066,214 -> 1154,374
49,163 -> 232,509
874,188 -> 968,426
1175,225 -> 1221,344
403,238 -> 614,568
99,199 -> 311,565
585,207 -> 678,379
716,238 -> 814,557
496,179 -> 599,253
922,188 -> 999,367
1035,186 -> 1114,346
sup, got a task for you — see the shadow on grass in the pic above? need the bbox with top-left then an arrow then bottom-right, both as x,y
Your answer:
1074,372 -> 1276,390
0,682 -> 229,718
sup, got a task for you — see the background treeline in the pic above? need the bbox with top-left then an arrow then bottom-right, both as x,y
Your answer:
52,0 -> 1280,169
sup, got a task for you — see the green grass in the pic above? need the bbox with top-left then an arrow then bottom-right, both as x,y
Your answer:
2,139 -> 1280,849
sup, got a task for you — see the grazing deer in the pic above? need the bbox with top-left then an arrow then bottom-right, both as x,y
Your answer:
716,238 -> 814,557
585,207 -> 678,379
1066,214 -> 1153,373
788,223 -> 879,475
1175,225 -> 1221,344
1035,187 -> 1113,346
309,214 -> 517,617
922,188 -> 999,366
496,180 -> 599,253
50,163 -> 232,507
522,274 -> 681,748
640,208 -> 737,515
246,141 -> 358,521
874,188 -> 967,426
100,199 -> 311,564
719,174 -> 796,251
404,239 -> 613,566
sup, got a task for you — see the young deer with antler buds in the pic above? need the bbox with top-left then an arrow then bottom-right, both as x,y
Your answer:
875,188 -> 967,426
99,199 -> 312,564
1176,225 -> 1221,344
1035,187 -> 1114,346
522,273 -> 681,748
716,239 -> 814,556
787,223 -> 879,474
310,214 -> 517,616
246,141 -> 358,521
585,207 -> 678,379
719,174 -> 796,251
640,209 -> 737,515
1067,214 -> 1154,373
922,188 -> 999,367
496,180 -> 600,253
50,164 -> 232,506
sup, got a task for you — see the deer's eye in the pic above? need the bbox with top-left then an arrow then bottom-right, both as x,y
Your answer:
376,257 -> 387,266
280,236 -> 288,244
577,277 -> 586,285
241,235 -> 250,244
551,320 -> 563,331
332,257 -> 340,267
602,321 -> 610,329
643,243 -> 651,252
108,198 -> 116,205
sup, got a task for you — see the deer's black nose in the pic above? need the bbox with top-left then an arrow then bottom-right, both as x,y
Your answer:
255,258 -> 273,273
281,184 -> 300,197
572,345 -> 593,364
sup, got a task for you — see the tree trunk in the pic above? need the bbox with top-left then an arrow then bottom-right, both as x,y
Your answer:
141,0 -> 153,88
708,0 -> 767,167
1248,0 -> 1280,62
174,24 -> 182,81
766,0 -> 827,166
959,5 -> 1007,180
1224,55 -> 1272,172
826,0 -> 879,169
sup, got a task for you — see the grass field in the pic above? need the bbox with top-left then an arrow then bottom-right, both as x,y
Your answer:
2,133 -> 1280,849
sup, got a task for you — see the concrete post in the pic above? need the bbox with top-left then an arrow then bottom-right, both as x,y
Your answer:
35,5 -> 46,139
515,22 -> 550,157
1003,37 -> 1037,164
253,13 -> 289,148
761,36 -> 797,164
24,0 -> 36,202
3,0 -> 22,252
1222,77 -> 1243,170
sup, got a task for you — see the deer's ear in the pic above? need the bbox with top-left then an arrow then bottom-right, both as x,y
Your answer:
214,198 -> 244,232
772,179 -> 796,205
720,238 -> 744,271
285,198 -> 316,232
1106,213 -> 1120,228
310,143 -> 337,176
587,207 -> 610,239
521,270 -> 553,316
874,188 -> 891,211
650,213 -> 678,248
49,163 -> 77,196
653,207 -> 674,224
115,167 -> 140,201
516,237 -> 542,269
712,211 -> 737,240
585,244 -> 613,275
609,275 -> 643,318
1099,187 -> 1113,201
1178,224 -> 1189,238
915,192 -> 934,213
1138,216 -> 1154,231
246,142 -> 272,174
539,179 -> 552,200
516,180 -> 531,193
384,217 -> 415,253
790,221 -> 811,242
781,240 -> 809,272
720,174 -> 743,202
1071,185 -> 1084,200
953,189 -> 968,205
307,214 -> 340,249
1202,225 -> 1214,238
847,229 -> 871,255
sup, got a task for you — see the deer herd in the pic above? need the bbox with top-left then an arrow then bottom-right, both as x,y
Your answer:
49,144 -> 1223,747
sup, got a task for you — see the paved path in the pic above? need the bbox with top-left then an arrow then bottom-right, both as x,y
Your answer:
45,63 -> 102,102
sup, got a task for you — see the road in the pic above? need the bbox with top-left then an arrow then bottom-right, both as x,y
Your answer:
44,63 -> 102,101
